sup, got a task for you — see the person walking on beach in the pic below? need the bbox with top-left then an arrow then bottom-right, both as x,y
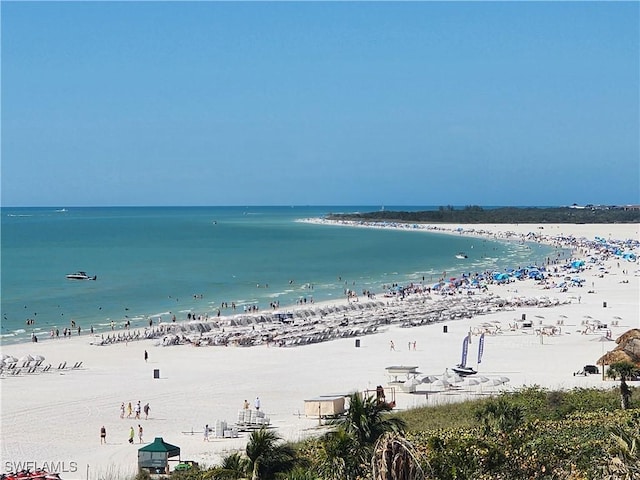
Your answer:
243,399 -> 250,410
389,340 -> 395,351
129,426 -> 135,444
120,402 -> 125,419
100,426 -> 106,444
143,402 -> 150,419
138,424 -> 144,443
144,350 -> 148,362
127,402 -> 132,418
254,396 -> 261,410
135,401 -> 141,419
204,424 -> 209,442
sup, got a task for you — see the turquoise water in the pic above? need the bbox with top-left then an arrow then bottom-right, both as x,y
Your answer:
1,206 -> 558,344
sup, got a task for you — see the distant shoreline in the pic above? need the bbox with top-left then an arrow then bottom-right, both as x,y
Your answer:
325,206 -> 640,224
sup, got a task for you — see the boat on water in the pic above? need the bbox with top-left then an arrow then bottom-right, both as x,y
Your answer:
455,252 -> 468,259
66,271 -> 97,280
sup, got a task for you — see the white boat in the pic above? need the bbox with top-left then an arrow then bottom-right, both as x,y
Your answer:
452,364 -> 477,376
66,271 -> 97,280
452,334 -> 483,376
455,253 -> 468,259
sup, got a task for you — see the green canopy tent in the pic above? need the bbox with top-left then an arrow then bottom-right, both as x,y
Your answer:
138,437 -> 181,474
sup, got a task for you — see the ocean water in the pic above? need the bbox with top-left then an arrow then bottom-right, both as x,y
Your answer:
1,206 -> 560,345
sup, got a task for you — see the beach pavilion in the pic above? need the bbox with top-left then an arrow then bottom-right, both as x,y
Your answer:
138,437 -> 181,474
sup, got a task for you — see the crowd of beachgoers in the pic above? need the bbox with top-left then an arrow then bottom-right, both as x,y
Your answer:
91,220 -> 638,350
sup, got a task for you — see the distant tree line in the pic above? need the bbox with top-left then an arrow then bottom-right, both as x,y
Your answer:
326,206 -> 640,224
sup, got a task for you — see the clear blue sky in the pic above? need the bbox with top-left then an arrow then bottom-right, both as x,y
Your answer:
2,1 -> 638,207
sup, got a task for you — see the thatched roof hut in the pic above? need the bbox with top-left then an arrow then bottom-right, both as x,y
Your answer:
614,328 -> 640,346
597,329 -> 640,366
597,350 -> 634,366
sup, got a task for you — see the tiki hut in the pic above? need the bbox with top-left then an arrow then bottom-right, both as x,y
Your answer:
597,329 -> 640,367
597,349 -> 635,366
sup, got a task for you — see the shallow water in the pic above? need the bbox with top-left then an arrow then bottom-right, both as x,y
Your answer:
1,206 -> 557,344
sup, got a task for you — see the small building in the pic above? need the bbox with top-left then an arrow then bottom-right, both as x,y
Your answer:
385,365 -> 419,383
138,437 -> 181,474
304,395 -> 346,418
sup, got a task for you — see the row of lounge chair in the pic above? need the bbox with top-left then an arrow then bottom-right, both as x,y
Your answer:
0,361 -> 83,376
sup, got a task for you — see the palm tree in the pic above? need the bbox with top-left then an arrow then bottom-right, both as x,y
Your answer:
606,361 -> 640,410
316,428 -> 363,480
475,398 -> 524,436
209,452 -> 249,479
318,392 -> 407,480
602,423 -> 640,479
336,392 -> 406,445
245,427 -> 296,480
371,432 -> 426,480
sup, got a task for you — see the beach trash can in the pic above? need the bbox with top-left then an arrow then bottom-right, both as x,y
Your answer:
153,369 -> 160,379
603,301 -> 607,308
443,325 -> 448,333
355,339 -> 360,347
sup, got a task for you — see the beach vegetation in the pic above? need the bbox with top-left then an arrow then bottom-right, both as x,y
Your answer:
371,432 -> 426,480
301,392 -> 408,480
606,361 -> 640,410
327,206 -> 640,224
195,387 -> 639,480
333,393 -> 406,445
245,428 -> 297,480
205,428 -> 299,480
474,397 -> 524,435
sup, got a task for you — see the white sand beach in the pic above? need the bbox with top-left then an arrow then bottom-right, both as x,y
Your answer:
1,222 -> 638,479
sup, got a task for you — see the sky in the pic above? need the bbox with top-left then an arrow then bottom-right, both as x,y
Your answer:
1,1 -> 639,207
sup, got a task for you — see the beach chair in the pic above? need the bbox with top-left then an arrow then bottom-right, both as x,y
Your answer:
58,361 -> 67,370
72,361 -> 83,369
42,364 -> 52,372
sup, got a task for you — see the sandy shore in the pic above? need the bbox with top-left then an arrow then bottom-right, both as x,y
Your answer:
1,222 -> 638,479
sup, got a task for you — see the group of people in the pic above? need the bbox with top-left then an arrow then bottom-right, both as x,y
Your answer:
244,396 -> 261,410
100,424 -> 144,444
99,401 -> 151,445
120,400 -> 150,420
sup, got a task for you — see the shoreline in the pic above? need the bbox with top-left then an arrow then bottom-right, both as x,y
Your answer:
1,222 -> 638,477
0,218 -> 586,347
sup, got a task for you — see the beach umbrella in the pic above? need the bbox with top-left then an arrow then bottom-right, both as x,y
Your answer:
462,378 -> 480,388
446,373 -> 464,384
477,376 -> 490,383
34,354 -> 45,361
403,377 -> 420,389
19,354 -> 34,363
498,376 -> 511,384
432,379 -> 450,390
420,375 -> 439,384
